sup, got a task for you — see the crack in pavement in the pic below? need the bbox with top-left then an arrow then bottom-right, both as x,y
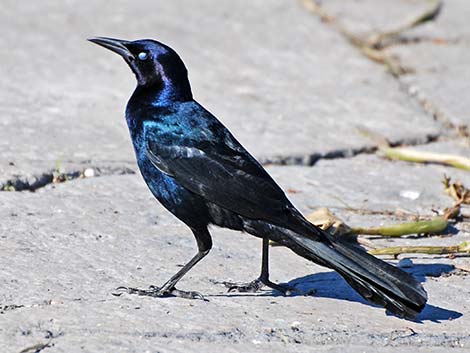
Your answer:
399,79 -> 470,138
1,132 -> 441,192
301,0 -> 468,140
1,170 -> 82,192
260,133 -> 440,166
0,165 -> 136,192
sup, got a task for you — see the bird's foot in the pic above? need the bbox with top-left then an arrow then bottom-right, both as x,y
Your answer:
113,285 -> 208,301
215,278 -> 303,296
219,278 -> 264,293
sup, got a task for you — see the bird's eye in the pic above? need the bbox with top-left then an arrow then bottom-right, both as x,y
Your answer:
138,52 -> 148,61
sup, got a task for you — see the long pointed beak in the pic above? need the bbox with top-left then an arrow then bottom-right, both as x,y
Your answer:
88,37 -> 134,61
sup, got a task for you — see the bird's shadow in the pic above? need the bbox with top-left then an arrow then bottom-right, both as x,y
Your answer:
276,263 -> 462,323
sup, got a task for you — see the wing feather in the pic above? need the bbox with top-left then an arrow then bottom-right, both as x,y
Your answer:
146,136 -> 292,223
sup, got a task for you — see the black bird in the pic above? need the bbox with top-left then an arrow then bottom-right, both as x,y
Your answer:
88,37 -> 427,319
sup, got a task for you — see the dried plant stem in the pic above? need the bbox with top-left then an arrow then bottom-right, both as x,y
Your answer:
369,242 -> 470,256
383,147 -> 470,171
351,217 -> 448,237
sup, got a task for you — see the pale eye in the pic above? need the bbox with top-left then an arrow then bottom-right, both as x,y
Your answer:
138,52 -> 148,60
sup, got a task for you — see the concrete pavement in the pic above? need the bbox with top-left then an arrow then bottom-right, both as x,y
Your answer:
1,0 -> 469,352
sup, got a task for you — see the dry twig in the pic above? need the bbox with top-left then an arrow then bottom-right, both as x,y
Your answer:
383,147 -> 470,171
369,242 -> 470,257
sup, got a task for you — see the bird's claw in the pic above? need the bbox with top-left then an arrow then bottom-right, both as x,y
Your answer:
112,285 -> 208,301
169,288 -> 208,301
220,279 -> 264,293
112,286 -> 132,296
215,278 -> 303,296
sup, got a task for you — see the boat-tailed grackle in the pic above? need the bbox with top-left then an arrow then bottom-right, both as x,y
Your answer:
88,37 -> 427,319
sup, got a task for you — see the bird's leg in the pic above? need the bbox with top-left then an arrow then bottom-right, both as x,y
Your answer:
115,228 -> 212,300
220,238 -> 300,295
118,250 -> 209,299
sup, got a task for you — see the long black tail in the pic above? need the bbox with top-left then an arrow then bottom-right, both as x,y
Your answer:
283,227 -> 428,319
245,214 -> 429,319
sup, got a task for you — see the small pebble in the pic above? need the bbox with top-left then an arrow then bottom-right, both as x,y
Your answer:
399,190 -> 420,200
408,85 -> 419,96
83,168 -> 95,178
291,321 -> 301,331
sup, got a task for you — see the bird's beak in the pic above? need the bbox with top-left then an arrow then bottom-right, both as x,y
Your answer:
88,37 -> 134,61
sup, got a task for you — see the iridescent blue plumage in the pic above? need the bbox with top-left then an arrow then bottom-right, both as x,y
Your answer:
125,100 -> 224,229
89,37 -> 427,318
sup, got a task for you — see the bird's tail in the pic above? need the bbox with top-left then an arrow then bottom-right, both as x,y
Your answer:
277,225 -> 427,319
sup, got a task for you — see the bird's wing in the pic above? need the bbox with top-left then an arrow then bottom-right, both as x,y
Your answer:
145,125 -> 292,224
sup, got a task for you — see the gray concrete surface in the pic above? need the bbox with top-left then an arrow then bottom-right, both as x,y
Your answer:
1,0 -> 442,183
1,169 -> 470,352
320,0 -> 470,128
1,0 -> 469,352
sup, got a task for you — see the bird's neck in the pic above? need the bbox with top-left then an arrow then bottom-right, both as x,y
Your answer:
126,79 -> 192,140
131,76 -> 193,108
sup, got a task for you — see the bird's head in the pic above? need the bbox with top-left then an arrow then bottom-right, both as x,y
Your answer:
88,37 -> 192,103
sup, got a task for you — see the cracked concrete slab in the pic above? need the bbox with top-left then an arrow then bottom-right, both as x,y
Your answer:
267,149 -> 470,270
268,151 -> 468,216
391,42 -> 470,128
2,1 -> 469,352
317,0 -> 433,37
316,0 -> 470,44
317,0 -> 470,128
0,0 -> 442,183
1,151 -> 469,352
